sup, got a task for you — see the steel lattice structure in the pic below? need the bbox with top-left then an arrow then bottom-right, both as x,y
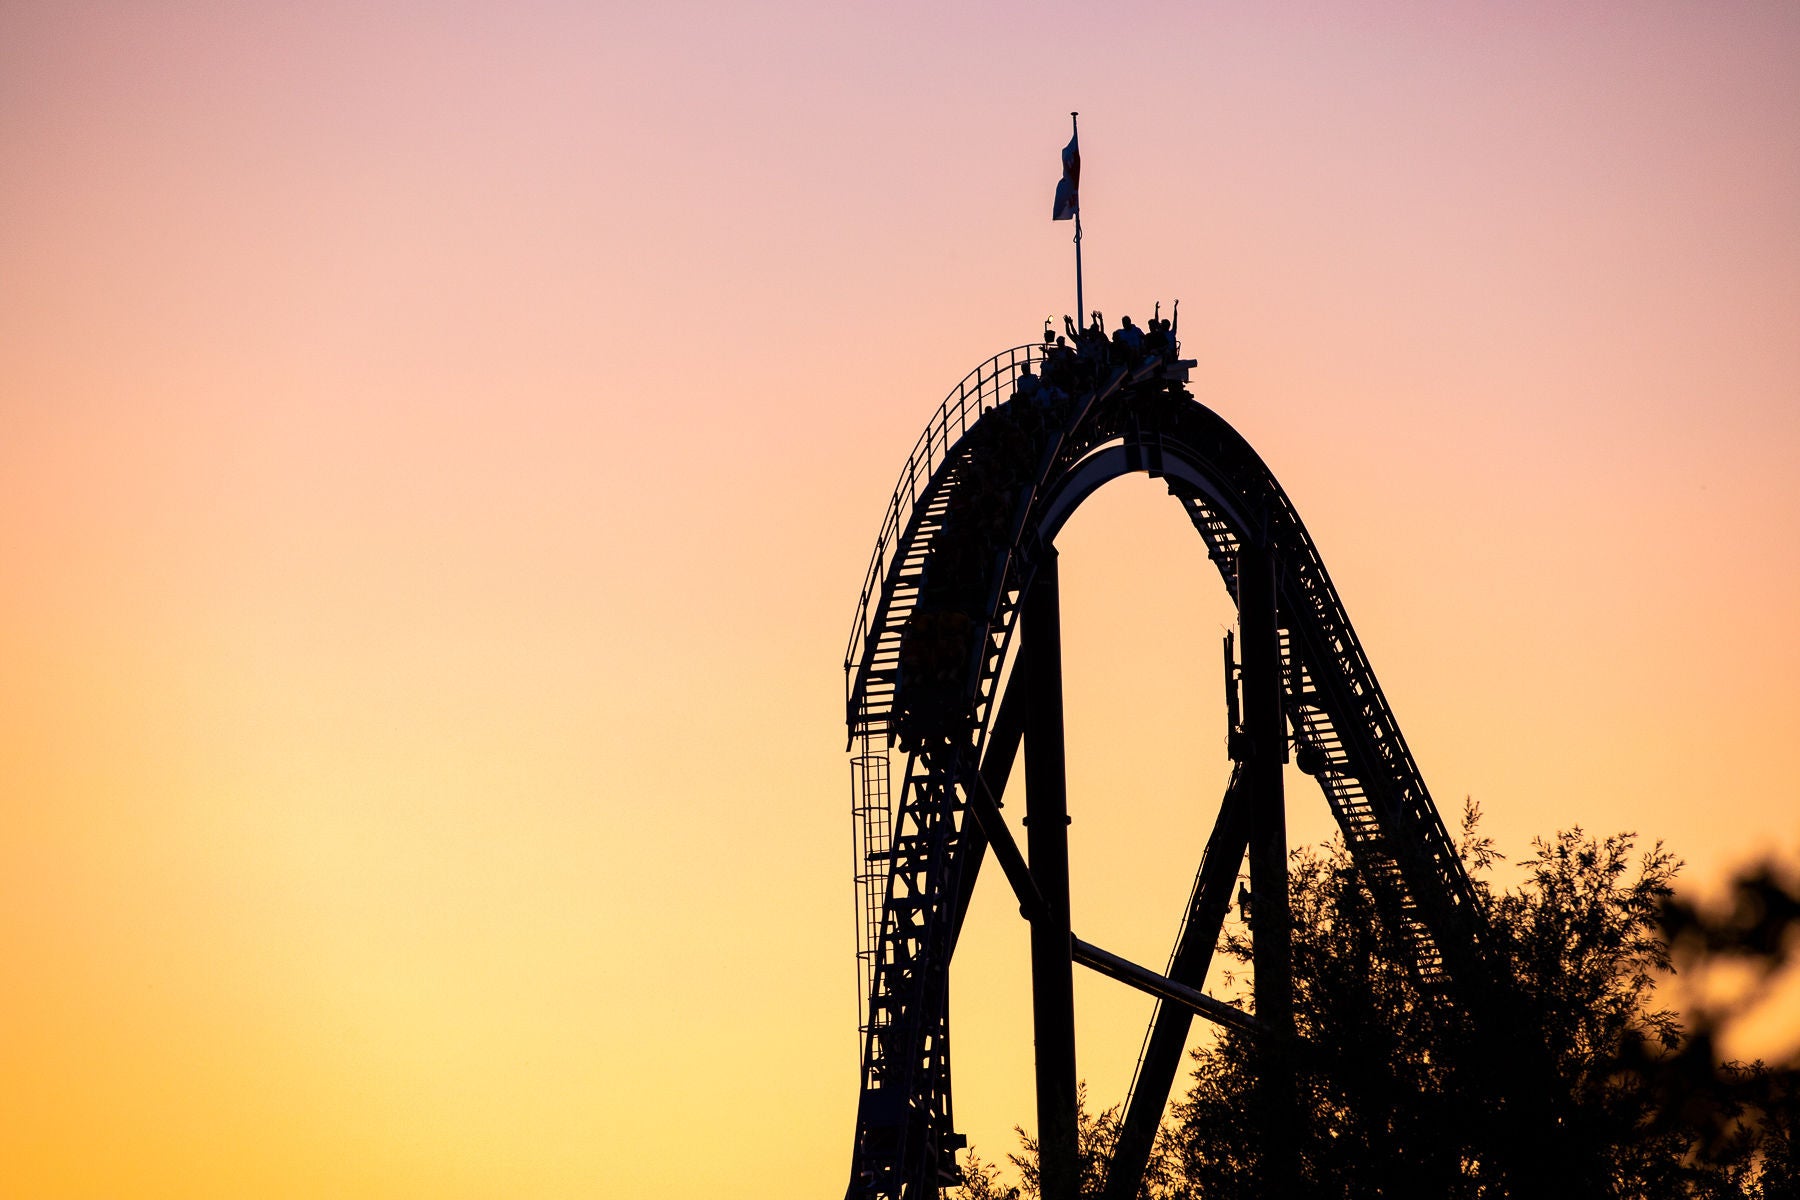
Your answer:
841,337 -> 1502,1200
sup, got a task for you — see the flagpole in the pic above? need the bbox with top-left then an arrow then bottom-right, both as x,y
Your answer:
1070,111 -> 1083,325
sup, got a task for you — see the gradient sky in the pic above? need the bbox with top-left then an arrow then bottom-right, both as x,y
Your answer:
3,3 -> 1798,1196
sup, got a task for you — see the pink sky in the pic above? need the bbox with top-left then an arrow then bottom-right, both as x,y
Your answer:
3,3 -> 1798,1195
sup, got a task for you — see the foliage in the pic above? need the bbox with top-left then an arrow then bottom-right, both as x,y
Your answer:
956,810 -> 1800,1198
955,1085 -> 1182,1200
1622,861 -> 1800,1196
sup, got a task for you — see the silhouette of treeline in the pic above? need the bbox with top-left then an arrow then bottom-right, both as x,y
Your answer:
956,807 -> 1800,1199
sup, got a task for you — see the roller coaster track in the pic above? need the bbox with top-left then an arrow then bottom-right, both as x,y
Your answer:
842,340 -> 1494,1198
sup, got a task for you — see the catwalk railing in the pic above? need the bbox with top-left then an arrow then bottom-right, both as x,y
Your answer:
842,342 -> 1491,1199
843,344 -> 1044,746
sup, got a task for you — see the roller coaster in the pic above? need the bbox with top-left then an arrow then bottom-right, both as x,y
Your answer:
842,326 -> 1501,1200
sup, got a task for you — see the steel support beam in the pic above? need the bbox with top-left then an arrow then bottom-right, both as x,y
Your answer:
948,684 -> 1029,954
1239,540 -> 1297,1197
1024,552 -> 1079,1200
1072,937 -> 1266,1039
964,766 -> 1048,925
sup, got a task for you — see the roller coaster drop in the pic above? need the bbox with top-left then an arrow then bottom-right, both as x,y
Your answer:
842,333 -> 1499,1199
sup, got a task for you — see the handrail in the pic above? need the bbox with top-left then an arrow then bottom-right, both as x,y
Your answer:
842,343 -> 1044,724
843,348 -> 1493,1198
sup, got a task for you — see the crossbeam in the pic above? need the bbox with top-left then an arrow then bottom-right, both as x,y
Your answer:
1071,937 -> 1267,1039
963,765 -> 1048,924
947,681 -> 1027,955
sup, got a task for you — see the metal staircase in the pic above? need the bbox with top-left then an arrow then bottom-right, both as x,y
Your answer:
1166,481 -> 1481,996
844,346 -> 1045,746
842,339 -> 1495,1198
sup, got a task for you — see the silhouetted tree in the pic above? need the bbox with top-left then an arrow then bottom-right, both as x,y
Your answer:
956,1085 -> 1181,1200
956,811 -> 1800,1198
1617,860 -> 1800,1196
1170,818 -> 1712,1197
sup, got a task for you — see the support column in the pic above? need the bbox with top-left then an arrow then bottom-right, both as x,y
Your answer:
1238,542 -> 1292,1033
1238,540 -> 1296,1196
1024,551 -> 1079,1200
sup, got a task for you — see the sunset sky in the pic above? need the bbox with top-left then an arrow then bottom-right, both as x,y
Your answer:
3,3 -> 1798,1196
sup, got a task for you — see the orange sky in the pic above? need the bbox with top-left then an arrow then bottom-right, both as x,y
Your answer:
3,3 -> 1798,1196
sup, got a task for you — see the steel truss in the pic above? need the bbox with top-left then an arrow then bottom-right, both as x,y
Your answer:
842,343 -> 1495,1200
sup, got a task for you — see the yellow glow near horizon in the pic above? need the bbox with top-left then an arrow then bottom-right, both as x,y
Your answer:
3,3 -> 1797,1195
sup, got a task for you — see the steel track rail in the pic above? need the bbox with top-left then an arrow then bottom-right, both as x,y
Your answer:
842,349 -> 1489,1198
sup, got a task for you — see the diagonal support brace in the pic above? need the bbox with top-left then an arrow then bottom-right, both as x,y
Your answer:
1072,937 -> 1267,1039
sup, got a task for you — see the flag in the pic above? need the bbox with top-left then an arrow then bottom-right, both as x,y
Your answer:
1052,130 -> 1079,221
